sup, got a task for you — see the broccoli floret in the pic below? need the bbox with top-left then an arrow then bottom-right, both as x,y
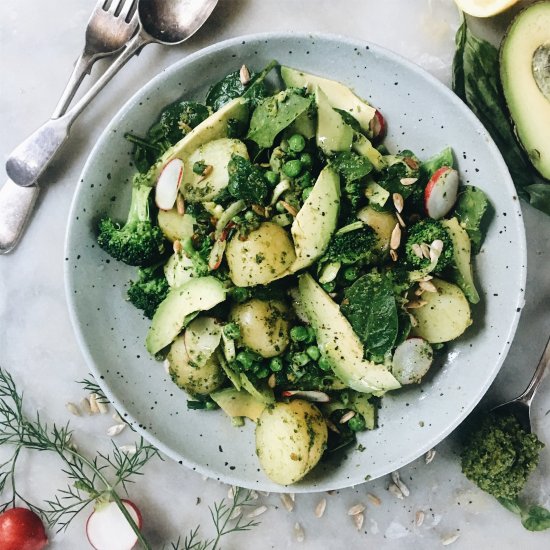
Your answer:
97,184 -> 166,266
227,154 -> 269,205
180,236 -> 210,277
322,225 -> 379,267
404,218 -> 454,271
127,265 -> 169,319
461,412 -> 544,500
158,100 -> 210,143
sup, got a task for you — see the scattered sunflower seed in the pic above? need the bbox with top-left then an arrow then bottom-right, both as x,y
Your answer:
230,506 -> 242,520
280,493 -> 294,512
65,402 -> 81,417
97,399 -> 109,415
314,498 -> 327,518
294,522 -> 305,542
352,512 -> 364,531
239,64 -> 251,86
268,373 -> 276,389
228,486 -> 235,499
409,313 -> 418,327
390,223 -> 402,250
176,194 -> 185,215
391,471 -> 410,497
392,192 -> 404,213
419,280 -> 437,293
348,503 -> 366,516
106,423 -> 126,437
418,274 -> 433,282
112,412 -> 123,423
430,239 -> 444,263
406,300 -> 427,309
412,243 -> 424,259
390,249 -> 398,262
119,444 -> 137,455
420,242 -> 431,259
279,200 -> 298,217
326,419 -> 340,433
250,491 -> 259,500
388,483 -> 404,500
415,287 -> 425,296
396,211 -> 406,228
282,390 -> 330,402
425,449 -> 437,464
79,397 -> 92,415
252,204 -> 267,218
400,177 -> 418,186
441,533 -> 460,546
415,510 -> 425,527
367,493 -> 381,506
89,393 -> 100,414
247,505 -> 267,518
339,410 -> 356,424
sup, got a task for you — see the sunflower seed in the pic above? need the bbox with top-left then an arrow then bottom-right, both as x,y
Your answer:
425,449 -> 436,464
247,505 -> 267,518
415,510 -> 425,526
392,193 -> 404,213
406,300 -> 427,309
409,313 -> 418,327
294,522 -> 305,542
391,471 -> 410,497
119,444 -> 137,455
282,390 -> 330,402
442,533 -> 460,546
418,274 -> 433,282
411,243 -> 424,259
396,211 -> 406,228
415,287 -> 425,296
429,239 -> 444,263
250,490 -> 259,500
112,412 -> 123,423
267,373 -> 276,389
339,410 -> 356,424
280,493 -> 294,512
228,486 -> 235,499
65,402 -> 81,416
348,503 -> 366,515
352,512 -> 364,530
176,194 -> 185,215
400,177 -> 418,186
80,397 -> 92,415
97,399 -> 109,415
230,506 -> 242,520
314,498 -> 327,518
390,223 -> 402,250
240,64 -> 251,86
279,200 -> 298,217
420,243 -> 431,259
390,249 -> 398,262
367,493 -> 381,506
107,423 -> 126,437
252,204 -> 267,217
89,393 -> 100,414
388,483 -> 404,500
419,280 -> 437,293
326,419 -> 340,433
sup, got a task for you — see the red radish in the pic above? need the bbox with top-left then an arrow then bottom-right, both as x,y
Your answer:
391,338 -> 433,385
424,166 -> 459,219
155,158 -> 184,210
370,109 -> 386,141
86,499 -> 142,550
0,507 -> 48,550
282,390 -> 330,402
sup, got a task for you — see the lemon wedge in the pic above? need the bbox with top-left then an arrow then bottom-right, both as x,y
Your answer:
454,0 -> 518,17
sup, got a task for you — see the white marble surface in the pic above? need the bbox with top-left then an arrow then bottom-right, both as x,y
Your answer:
1,0 -> 549,548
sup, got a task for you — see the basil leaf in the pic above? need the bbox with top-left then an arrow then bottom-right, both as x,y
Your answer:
452,20 -> 550,216
341,272 -> 398,356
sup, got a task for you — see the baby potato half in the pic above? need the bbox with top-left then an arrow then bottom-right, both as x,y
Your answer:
255,399 -> 328,485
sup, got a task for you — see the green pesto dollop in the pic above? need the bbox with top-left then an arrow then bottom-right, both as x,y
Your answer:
461,412 -> 544,500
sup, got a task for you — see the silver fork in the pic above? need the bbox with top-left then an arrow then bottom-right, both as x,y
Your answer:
0,0 -> 139,254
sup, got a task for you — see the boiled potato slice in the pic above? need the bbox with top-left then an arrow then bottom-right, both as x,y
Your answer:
230,299 -> 290,358
157,210 -> 194,242
255,400 -> 328,485
182,138 -> 248,202
167,334 -> 224,395
164,252 -> 195,288
226,222 -> 296,287
184,316 -> 223,367
411,278 -> 472,343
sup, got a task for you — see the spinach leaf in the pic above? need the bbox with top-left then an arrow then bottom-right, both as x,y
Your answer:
331,151 -> 373,182
454,185 -> 492,254
521,505 -> 550,532
420,146 -> 455,179
341,272 -> 398,357
227,154 -> 269,205
452,20 -> 550,215
246,90 -> 311,148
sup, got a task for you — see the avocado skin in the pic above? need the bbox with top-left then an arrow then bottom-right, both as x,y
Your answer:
500,2 -> 550,179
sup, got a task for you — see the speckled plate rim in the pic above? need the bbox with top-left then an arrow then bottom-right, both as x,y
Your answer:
64,31 -> 527,492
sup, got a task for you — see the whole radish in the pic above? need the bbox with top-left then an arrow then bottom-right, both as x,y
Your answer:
424,166 -> 459,219
0,507 -> 48,550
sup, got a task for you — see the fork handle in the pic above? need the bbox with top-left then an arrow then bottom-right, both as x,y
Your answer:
519,334 -> 550,406
6,32 -> 150,188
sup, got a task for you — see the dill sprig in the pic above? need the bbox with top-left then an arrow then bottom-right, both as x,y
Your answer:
170,486 -> 260,550
77,375 -> 109,404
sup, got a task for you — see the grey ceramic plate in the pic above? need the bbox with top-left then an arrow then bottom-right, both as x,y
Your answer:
65,32 -> 526,492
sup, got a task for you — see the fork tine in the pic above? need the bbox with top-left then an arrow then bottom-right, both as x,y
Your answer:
119,0 -> 138,22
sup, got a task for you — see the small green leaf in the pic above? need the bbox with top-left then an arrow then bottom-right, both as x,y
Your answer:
520,505 -> 550,531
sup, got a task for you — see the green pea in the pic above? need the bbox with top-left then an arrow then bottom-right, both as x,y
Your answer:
244,210 -> 256,222
302,187 -> 313,202
318,356 -> 332,371
343,266 -> 360,281
256,367 -> 270,379
275,201 -> 287,213
321,281 -> 336,293
236,351 -> 255,369
290,326 -> 309,342
305,326 -> 317,344
288,134 -> 306,153
300,152 -> 313,168
306,345 -> 321,361
264,170 -> 279,187
282,159 -> 303,178
270,357 -> 284,372
193,160 -> 207,175
348,413 -> 366,432
296,172 -> 313,189
292,352 -> 310,367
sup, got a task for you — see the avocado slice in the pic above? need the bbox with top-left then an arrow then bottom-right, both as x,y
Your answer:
146,276 -> 226,355
240,373 -> 275,404
441,217 -> 480,304
281,66 -> 376,133
500,2 -> 550,179
315,87 -> 354,155
298,273 -> 400,394
289,166 -> 341,272
210,387 -> 266,422
146,97 -> 249,184
352,133 -> 387,171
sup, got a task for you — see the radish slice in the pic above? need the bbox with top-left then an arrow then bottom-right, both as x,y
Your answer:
391,338 -> 433,384
86,499 -> 142,550
424,166 -> 459,219
370,109 -> 386,141
156,158 -> 184,210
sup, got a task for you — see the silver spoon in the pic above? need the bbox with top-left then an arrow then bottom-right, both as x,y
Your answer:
491,335 -> 550,432
6,0 -> 219,189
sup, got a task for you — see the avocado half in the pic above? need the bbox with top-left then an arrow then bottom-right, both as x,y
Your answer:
500,1 -> 550,179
